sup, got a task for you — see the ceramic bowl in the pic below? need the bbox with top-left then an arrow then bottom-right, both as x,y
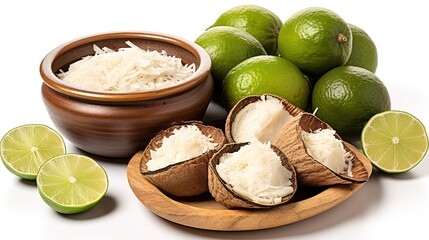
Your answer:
40,31 -> 213,158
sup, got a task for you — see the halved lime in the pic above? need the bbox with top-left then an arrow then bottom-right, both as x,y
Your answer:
36,154 -> 108,214
1,124 -> 66,179
361,110 -> 428,173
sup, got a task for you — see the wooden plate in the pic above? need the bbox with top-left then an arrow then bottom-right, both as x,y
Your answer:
127,143 -> 372,231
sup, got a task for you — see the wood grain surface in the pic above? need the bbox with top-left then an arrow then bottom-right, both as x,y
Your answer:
127,143 -> 373,231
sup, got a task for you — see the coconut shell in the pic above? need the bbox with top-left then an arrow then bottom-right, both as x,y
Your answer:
140,121 -> 226,197
208,142 -> 298,209
273,113 -> 370,187
225,94 -> 304,143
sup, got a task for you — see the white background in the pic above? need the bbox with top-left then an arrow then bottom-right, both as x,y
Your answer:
1,0 -> 428,239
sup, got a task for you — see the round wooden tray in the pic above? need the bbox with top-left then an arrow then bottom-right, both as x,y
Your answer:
127,143 -> 372,231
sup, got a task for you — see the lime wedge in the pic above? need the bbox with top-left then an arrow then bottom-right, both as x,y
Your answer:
361,110 -> 428,173
1,124 -> 66,179
36,154 -> 108,214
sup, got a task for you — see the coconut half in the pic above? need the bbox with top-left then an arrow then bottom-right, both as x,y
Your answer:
140,121 -> 226,197
273,113 -> 369,186
208,141 -> 298,209
225,94 -> 304,144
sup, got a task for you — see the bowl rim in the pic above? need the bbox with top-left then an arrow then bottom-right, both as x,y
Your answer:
40,31 -> 212,102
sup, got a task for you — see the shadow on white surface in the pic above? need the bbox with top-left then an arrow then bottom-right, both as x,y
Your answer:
57,194 -> 117,220
70,146 -> 131,165
18,178 -> 37,187
140,173 -> 383,239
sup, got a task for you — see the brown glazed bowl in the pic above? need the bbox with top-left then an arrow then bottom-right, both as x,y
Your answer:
40,32 -> 213,158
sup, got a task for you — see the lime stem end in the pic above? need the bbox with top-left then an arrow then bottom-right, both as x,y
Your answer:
337,33 -> 348,43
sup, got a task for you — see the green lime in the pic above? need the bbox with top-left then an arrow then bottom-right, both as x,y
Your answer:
195,26 -> 267,102
312,66 -> 391,140
278,7 -> 352,77
210,4 -> 282,55
345,24 -> 378,73
37,154 -> 109,214
361,111 -> 428,173
222,55 -> 310,111
1,124 -> 66,180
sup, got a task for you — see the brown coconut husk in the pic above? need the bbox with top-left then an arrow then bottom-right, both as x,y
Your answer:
140,121 -> 226,197
273,113 -> 369,187
225,94 -> 304,143
208,142 -> 298,209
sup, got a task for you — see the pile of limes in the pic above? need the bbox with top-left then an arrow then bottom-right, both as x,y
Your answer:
195,4 -> 428,174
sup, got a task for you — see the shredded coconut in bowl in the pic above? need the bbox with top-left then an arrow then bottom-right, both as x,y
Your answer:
57,41 -> 196,92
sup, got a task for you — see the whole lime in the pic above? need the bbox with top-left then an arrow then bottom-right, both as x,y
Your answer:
222,55 -> 310,111
311,66 -> 391,140
210,4 -> 282,55
345,24 -> 378,73
195,26 -> 267,101
278,7 -> 352,77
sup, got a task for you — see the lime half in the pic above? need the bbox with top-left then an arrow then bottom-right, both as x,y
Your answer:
37,154 -> 108,214
361,110 -> 428,173
1,124 -> 66,179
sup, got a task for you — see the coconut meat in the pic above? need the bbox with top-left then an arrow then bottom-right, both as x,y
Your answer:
216,140 -> 294,205
231,95 -> 294,143
57,41 -> 195,92
147,125 -> 218,171
301,128 -> 354,176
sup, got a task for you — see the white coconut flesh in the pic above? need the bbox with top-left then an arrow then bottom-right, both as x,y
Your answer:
231,95 -> 294,143
216,140 -> 294,205
57,41 -> 196,92
301,128 -> 354,176
147,125 -> 218,171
